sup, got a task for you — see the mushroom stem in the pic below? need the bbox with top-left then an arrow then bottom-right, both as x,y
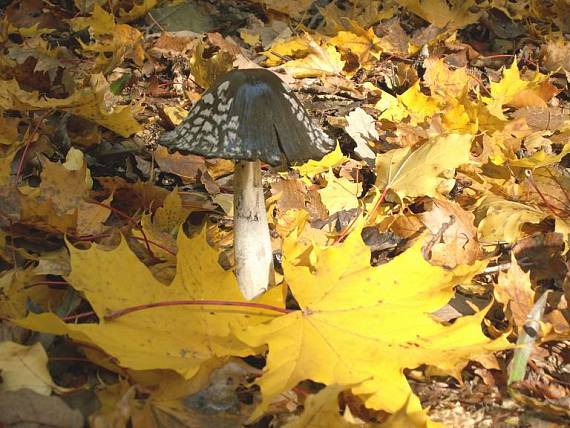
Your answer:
233,160 -> 274,300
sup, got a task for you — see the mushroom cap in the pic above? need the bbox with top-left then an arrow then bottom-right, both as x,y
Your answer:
159,68 -> 335,166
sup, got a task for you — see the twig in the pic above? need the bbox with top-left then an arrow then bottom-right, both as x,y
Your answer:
481,262 -> 512,274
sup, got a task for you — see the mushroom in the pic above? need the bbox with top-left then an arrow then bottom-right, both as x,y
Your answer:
159,68 -> 334,300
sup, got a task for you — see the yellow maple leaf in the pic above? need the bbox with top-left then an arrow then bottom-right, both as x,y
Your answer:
70,3 -> 115,34
398,0 -> 481,30
264,36 -> 310,67
0,76 -> 143,137
495,255 -> 535,331
400,81 -> 441,125
0,115 -> 21,145
131,189 -> 193,261
294,143 -> 347,178
482,60 -> 551,120
237,220 -> 509,421
17,228 -> 284,380
282,384 -> 371,428
116,0 -> 159,23
329,28 -> 383,70
0,267 -> 64,319
423,58 -> 473,99
508,143 -> 570,169
375,133 -> 472,200
246,0 -> 314,17
476,199 -> 547,243
374,90 -> 407,122
476,194 -> 570,245
239,29 -> 262,47
319,2 -> 395,34
376,82 -> 440,125
319,170 -> 361,215
441,99 -> 477,133
282,38 -> 345,78
189,40 -> 234,89
70,4 -> 144,66
0,146 -> 18,187
154,188 -> 192,235
18,150 -> 111,235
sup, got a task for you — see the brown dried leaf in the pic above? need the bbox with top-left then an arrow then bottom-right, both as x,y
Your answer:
0,389 -> 83,428
495,255 -> 535,330
419,199 -> 484,267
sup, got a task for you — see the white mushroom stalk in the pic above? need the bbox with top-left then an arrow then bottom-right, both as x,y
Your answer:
233,160 -> 274,299
158,68 -> 335,300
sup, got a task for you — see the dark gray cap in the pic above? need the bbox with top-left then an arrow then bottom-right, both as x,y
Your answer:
159,68 -> 335,166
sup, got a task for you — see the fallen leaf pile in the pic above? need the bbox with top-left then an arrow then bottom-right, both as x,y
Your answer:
1,0 -> 569,426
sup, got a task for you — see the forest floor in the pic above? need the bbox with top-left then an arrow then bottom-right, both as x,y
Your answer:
0,0 -> 569,427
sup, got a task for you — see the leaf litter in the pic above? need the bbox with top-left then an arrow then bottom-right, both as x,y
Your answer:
0,0 -> 569,426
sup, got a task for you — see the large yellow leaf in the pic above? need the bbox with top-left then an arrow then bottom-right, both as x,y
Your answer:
238,220 -> 510,420
375,133 -> 472,200
18,228 -> 284,379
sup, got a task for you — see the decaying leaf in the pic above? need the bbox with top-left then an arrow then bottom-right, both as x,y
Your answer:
495,255 -> 535,331
0,342 -> 57,395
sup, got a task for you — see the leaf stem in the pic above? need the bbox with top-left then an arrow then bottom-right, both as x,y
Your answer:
525,170 -> 562,217
85,200 -> 155,257
103,299 -> 291,321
